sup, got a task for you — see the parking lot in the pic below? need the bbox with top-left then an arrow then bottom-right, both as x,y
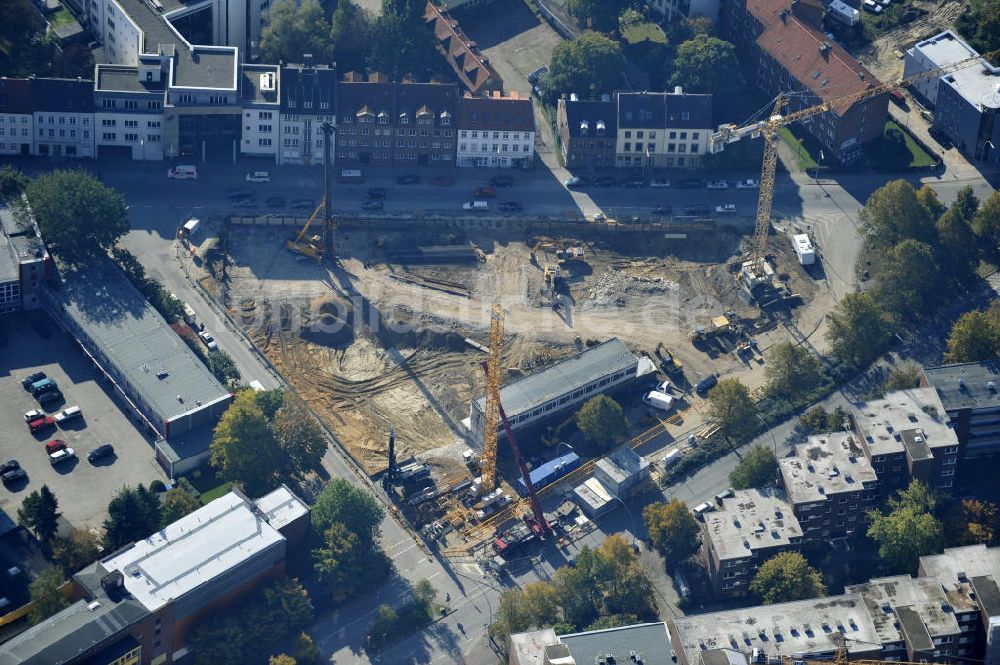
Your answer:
0,311 -> 167,532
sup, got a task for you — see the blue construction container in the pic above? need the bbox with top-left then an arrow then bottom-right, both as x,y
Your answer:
516,451 -> 581,495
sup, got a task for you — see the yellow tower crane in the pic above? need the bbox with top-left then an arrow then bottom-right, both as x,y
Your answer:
709,49 -> 1000,297
478,302 -> 505,494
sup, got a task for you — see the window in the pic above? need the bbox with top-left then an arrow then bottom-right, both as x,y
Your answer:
124,133 -> 138,141
259,138 -> 272,146
637,131 -> 644,139
649,131 -> 656,139
624,142 -> 631,151
259,125 -> 272,132
124,120 -> 138,128
147,121 -> 160,128
102,99 -> 115,109
102,119 -> 116,127
124,100 -> 137,110
148,101 -> 161,111
681,111 -> 690,120
148,134 -> 160,142
304,101 -> 313,109
624,131 -> 631,138
320,101 -> 329,110
209,95 -> 228,104
102,132 -> 116,140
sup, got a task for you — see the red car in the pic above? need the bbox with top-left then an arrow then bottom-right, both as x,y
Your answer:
474,186 -> 496,199
29,416 -> 56,433
430,175 -> 454,186
45,439 -> 67,454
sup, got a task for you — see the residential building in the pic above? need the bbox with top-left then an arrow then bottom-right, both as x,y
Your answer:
722,0 -> 888,163
778,432 -> 878,544
702,487 -> 803,595
615,89 -> 713,169
424,2 -> 503,97
849,387 -> 959,497
904,31 -> 1000,164
31,78 -> 95,159
241,63 -> 281,162
556,97 -> 617,169
668,594 -> 884,665
94,63 -> 167,161
336,73 -> 458,167
464,338 -> 654,446
0,486 -> 309,665
162,45 -> 240,161
278,61 -> 338,166
456,91 -> 535,168
922,361 -> 1000,468
0,78 -> 33,156
647,0 -> 721,23
847,575 -> 972,662
41,257 -> 232,466
0,202 -> 51,315
508,622 -> 674,665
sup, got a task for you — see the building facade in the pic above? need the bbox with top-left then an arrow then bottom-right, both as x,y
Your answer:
31,78 -> 95,158
456,91 -> 535,168
240,63 -> 280,162
647,0 -> 721,22
94,64 -> 167,161
277,61 -> 337,166
615,89 -> 713,169
0,78 -> 33,156
557,97 -> 617,169
921,360 -> 1000,470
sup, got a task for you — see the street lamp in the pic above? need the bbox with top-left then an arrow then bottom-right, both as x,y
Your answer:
610,494 -> 638,548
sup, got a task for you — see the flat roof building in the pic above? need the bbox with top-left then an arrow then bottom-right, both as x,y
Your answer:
593,445 -> 651,499
508,622 -> 674,665
0,201 -> 50,315
922,360 -> 1000,468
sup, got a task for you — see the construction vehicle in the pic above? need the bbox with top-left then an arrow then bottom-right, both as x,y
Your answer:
285,122 -> 336,260
555,245 -> 585,263
655,343 -> 683,376
709,48 -> 1000,303
286,202 -> 327,259
690,315 -> 730,342
541,264 -> 561,304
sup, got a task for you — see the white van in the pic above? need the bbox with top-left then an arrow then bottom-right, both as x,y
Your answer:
182,217 -> 200,237
642,390 -> 674,412
167,165 -> 198,180
182,303 -> 196,326
246,171 -> 271,183
693,502 -> 715,519
55,405 -> 82,424
463,201 -> 489,211
662,449 -> 681,468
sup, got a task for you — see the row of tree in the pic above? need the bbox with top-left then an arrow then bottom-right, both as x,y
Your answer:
944,303 -> 1000,364
0,0 -> 94,79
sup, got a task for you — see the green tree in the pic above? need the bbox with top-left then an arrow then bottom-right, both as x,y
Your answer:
24,171 -> 128,261
312,522 -> 366,601
412,578 -> 437,609
255,388 -> 286,420
575,395 -> 629,448
953,185 -> 980,222
207,350 -> 242,388
211,390 -> 285,496
867,481 -> 943,573
877,361 -> 923,396
294,633 -> 320,665
489,587 -> 536,648
329,0 -> 370,74
935,206 -> 980,283
825,292 -> 891,369
269,655 -> 297,665
871,239 -> 942,325
946,499 -> 999,546
312,477 -> 385,549
642,499 -> 701,564
17,485 -> 60,544
159,489 -> 202,527
974,191 -> 1000,266
669,35 -> 743,98
565,0 -> 629,32
729,445 -> 778,489
798,406 -> 846,434
368,1 -> 435,79
259,0 -> 332,65
542,32 -> 626,103
52,528 -> 101,576
273,393 -> 328,476
0,0 -> 57,77
859,180 -> 936,250
750,552 -> 826,604
916,184 -> 947,221
103,484 -> 162,551
707,378 -> 755,442
764,342 -> 823,399
945,310 -> 1000,363
585,614 -> 640,631
28,568 -> 68,624
0,165 -> 28,200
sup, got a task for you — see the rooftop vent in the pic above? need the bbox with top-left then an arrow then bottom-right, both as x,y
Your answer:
156,371 -> 168,380
260,71 -> 276,92
958,571 -> 968,582
819,43 -> 831,56
989,381 -> 997,392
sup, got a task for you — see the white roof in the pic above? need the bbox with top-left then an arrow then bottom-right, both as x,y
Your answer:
255,484 -> 309,531
102,491 -> 284,611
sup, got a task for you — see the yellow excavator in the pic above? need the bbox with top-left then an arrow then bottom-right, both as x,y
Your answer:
286,202 -> 326,260
285,122 -> 336,262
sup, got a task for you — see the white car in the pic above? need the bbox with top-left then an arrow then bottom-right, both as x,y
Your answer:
735,179 -> 759,189
650,178 -> 671,188
706,180 -> 729,190
54,406 -> 82,424
592,212 -> 607,222
656,379 -> 671,393
23,409 -> 44,423
716,204 -> 738,214
49,448 -> 76,465
198,331 -> 218,351
245,171 -> 271,183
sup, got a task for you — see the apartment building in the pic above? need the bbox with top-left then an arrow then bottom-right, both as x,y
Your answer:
240,63 -> 280,162
455,91 -> 535,168
424,2 -> 503,97
278,61 -> 338,166
922,361 -> 1000,471
0,202 -> 51,315
722,0 -> 888,163
615,89 -> 713,169
647,0 -> 721,22
509,623 -> 674,665
31,78 -> 95,158
336,73 -> 458,167
94,63 -> 167,160
779,433 -> 878,544
701,487 -> 804,596
556,97 -> 618,169
850,387 -> 959,498
0,78 -> 33,156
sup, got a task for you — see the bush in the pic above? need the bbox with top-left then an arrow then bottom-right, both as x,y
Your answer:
150,479 -> 167,492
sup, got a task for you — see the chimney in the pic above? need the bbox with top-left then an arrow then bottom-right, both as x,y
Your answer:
674,86 -> 684,95
302,53 -> 313,67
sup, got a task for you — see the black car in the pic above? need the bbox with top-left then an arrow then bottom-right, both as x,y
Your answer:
499,201 -> 523,212
226,187 -> 253,200
622,179 -> 647,189
676,178 -> 705,189
396,174 -> 421,185
695,372 -> 720,394
232,198 -> 257,209
88,444 -> 115,463
1,467 -> 26,486
928,126 -> 952,149
266,196 -> 286,208
22,372 -> 46,390
367,188 -> 386,200
361,200 -> 384,211
683,204 -> 710,216
491,175 -> 514,188
652,205 -> 672,216
594,176 -> 617,187
291,198 -> 316,210
0,460 -> 18,475
37,390 -> 63,407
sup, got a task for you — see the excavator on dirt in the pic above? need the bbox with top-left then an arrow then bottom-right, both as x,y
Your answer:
286,203 -> 326,260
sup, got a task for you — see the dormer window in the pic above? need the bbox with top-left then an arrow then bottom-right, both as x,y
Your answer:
596,120 -> 606,135
304,101 -> 313,109
399,113 -> 409,125
579,120 -> 589,135
440,111 -> 451,126
288,99 -> 297,108
342,115 -> 353,123
378,112 -> 388,125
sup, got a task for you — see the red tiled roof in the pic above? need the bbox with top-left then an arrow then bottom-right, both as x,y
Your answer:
748,0 -> 882,111
424,2 -> 502,96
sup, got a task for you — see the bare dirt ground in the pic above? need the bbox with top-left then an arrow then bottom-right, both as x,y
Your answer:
856,0 -> 967,83
213,222 -> 816,479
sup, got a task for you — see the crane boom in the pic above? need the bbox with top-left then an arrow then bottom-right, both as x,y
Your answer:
479,303 -> 504,493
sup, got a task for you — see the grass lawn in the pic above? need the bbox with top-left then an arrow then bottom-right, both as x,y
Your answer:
778,126 -> 820,171
199,481 -> 234,504
184,468 -> 233,505
48,7 -> 75,29
622,20 -> 666,45
870,120 -> 937,170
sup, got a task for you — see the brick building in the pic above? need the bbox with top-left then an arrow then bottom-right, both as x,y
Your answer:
556,97 -> 618,170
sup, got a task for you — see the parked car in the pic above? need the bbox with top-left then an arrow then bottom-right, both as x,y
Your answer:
889,89 -> 906,106
49,448 -> 76,465
499,201 -> 523,212
564,176 -> 589,188
527,66 -> 548,84
22,372 -> 46,390
1,467 -> 26,487
862,0 -> 882,13
45,439 -> 67,454
676,178 -> 705,189
474,186 -> 496,199
88,444 -> 115,463
245,171 -> 271,183
291,198 -> 316,210
55,406 -> 82,424
0,461 -> 19,476
652,205 -> 672,216
706,179 -> 729,189
463,201 -> 489,211
37,391 -> 63,407
683,204 -> 710,216
361,200 -> 384,211
396,174 -> 421,185
23,409 -> 44,423
266,196 -> 286,208
928,126 -> 953,148
367,187 -> 386,199
716,204 -> 738,214
227,187 -> 253,200
594,176 -> 617,187
592,212 -> 607,222
490,175 -> 514,188
693,502 -> 715,519
430,175 -> 454,186
656,379 -> 672,393
198,331 -> 218,351
735,179 -> 759,189
232,198 -> 257,209
622,179 -> 647,189
28,416 -> 55,433
650,178 -> 671,188
695,372 -> 719,394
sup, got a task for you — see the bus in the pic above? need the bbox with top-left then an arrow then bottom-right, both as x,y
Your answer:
337,169 -> 363,184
